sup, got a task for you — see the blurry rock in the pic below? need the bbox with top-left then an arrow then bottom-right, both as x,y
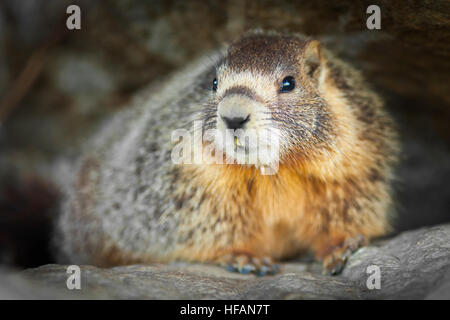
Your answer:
0,224 -> 445,299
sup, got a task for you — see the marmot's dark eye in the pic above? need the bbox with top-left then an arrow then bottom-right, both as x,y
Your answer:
280,76 -> 295,93
212,78 -> 218,91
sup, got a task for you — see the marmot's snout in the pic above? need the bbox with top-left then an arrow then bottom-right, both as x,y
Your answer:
214,90 -> 279,168
221,115 -> 250,130
217,94 -> 257,131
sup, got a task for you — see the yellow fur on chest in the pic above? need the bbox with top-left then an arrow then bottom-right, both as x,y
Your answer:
184,163 -> 319,259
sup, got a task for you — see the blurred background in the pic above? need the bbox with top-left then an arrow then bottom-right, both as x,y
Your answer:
0,0 -> 449,269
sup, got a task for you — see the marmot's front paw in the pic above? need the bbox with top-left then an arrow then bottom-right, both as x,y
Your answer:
322,235 -> 366,276
218,253 -> 280,276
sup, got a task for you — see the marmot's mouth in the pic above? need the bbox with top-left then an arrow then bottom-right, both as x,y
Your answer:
233,136 -> 250,152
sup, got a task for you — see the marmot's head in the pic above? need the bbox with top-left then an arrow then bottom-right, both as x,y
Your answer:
202,32 -> 335,170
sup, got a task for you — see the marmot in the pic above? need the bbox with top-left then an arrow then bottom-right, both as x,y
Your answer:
55,31 -> 398,275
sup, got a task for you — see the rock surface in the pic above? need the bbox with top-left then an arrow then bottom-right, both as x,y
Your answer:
1,224 -> 449,299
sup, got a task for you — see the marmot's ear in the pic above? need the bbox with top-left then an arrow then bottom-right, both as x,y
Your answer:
303,40 -> 325,86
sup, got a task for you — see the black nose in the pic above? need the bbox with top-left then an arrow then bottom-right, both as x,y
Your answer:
221,115 -> 250,130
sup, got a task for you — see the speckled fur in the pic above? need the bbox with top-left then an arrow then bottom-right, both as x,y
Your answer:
55,31 -> 398,269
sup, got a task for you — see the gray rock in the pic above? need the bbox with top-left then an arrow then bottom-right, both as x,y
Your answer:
1,224 -> 448,299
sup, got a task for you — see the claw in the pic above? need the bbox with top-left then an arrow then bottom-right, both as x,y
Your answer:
331,261 -> 344,275
257,265 -> 270,277
240,264 -> 256,274
341,249 -> 352,261
321,235 -> 367,275
226,264 -> 235,272
269,264 -> 280,275
218,253 -> 280,276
